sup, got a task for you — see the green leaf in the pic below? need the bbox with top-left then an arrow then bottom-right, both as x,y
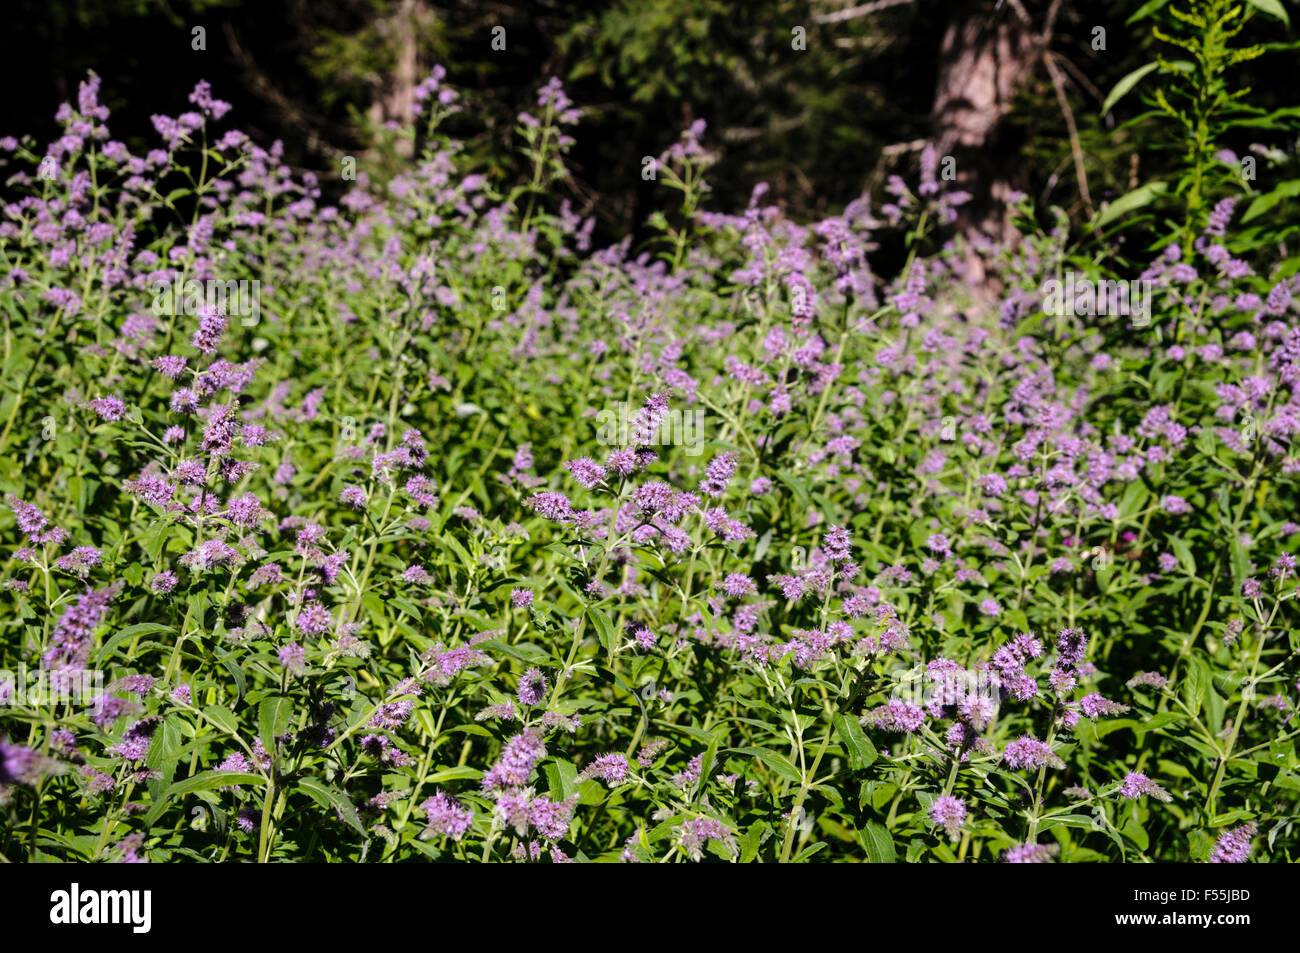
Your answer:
142,770 -> 266,828
1244,0 -> 1289,26
1187,829 -> 1215,862
1184,656 -> 1211,716
1102,62 -> 1161,114
695,735 -> 720,801
1169,536 -> 1195,574
145,715 -> 183,787
1039,813 -> 1098,833
258,696 -> 294,753
859,821 -> 896,863
775,471 -> 811,511
833,714 -> 877,770
97,623 -> 174,663
1127,0 -> 1172,23
738,822 -> 769,863
792,840 -> 828,862
1093,717 -> 1143,740
295,777 -> 365,835
1119,481 -> 1150,521
427,766 -> 483,784
443,535 -> 476,572
589,606 -> 617,659
202,705 -> 240,736
1139,711 -> 1186,735
167,770 -> 264,795
219,654 -> 247,702
543,759 -> 579,800
1093,181 -> 1168,228
1242,180 -> 1300,223
727,747 -> 802,785
1122,815 -> 1150,852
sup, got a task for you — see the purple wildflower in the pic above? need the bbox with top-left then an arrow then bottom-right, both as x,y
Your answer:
1078,693 -> 1129,720
1002,842 -> 1059,863
1002,736 -> 1064,770
482,728 -> 547,791
529,795 -> 578,840
278,642 -> 307,675
294,602 -> 333,636
678,817 -> 736,861
578,753 -> 630,786
89,396 -> 126,421
1118,772 -> 1172,802
699,451 -> 738,497
419,791 -> 474,841
929,795 -> 967,839
516,668 -> 548,707
564,457 -> 607,489
192,310 -> 227,353
862,700 -> 926,733
1210,823 -> 1256,863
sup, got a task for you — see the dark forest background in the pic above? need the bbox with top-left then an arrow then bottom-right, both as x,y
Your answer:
2,0 -> 1297,253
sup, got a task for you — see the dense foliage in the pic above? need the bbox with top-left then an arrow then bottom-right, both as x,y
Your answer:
10,0 -> 1297,242
1,4 -> 1298,863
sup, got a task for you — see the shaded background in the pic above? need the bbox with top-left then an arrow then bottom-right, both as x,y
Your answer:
2,0 -> 1296,253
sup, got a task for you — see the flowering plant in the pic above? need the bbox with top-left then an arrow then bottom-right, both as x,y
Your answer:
0,29 -> 1297,863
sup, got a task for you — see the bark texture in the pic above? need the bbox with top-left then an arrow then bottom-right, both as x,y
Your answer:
930,1 -> 1040,284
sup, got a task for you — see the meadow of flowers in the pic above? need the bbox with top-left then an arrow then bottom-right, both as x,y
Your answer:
1,45 -> 1297,864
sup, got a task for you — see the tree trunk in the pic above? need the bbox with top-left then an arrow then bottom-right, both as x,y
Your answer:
931,0 -> 1039,284
368,0 -> 425,159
